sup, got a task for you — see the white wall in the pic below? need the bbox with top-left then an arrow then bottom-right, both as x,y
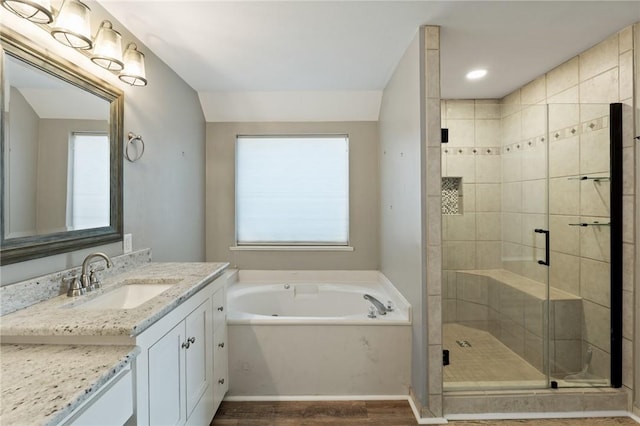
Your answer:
0,1 -> 206,284
378,32 -> 426,403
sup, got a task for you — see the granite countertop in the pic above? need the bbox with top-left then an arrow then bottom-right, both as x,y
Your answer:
1,262 -> 228,338
0,344 -> 139,426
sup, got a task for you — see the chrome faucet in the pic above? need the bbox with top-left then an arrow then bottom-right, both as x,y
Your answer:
364,294 -> 388,316
80,252 -> 113,292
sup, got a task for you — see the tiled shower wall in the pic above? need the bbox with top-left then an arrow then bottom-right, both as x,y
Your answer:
441,100 -> 503,326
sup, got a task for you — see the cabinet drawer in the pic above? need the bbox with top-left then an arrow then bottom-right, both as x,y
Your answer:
212,289 -> 225,332
63,368 -> 133,426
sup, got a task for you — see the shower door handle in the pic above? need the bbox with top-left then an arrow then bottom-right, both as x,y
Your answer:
534,229 -> 549,266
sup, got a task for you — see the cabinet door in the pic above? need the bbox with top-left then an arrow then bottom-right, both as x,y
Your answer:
212,326 -> 228,412
148,321 -> 186,426
185,300 -> 210,417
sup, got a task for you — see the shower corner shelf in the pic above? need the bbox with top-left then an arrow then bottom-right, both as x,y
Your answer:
567,176 -> 610,182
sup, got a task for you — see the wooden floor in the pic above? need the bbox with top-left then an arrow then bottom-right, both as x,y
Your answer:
211,400 -> 639,425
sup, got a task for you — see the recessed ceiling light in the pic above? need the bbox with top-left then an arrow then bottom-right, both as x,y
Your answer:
466,69 -> 487,80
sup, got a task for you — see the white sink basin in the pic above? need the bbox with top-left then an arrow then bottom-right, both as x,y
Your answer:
77,283 -> 174,310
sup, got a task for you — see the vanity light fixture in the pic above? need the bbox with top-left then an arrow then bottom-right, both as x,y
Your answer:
50,0 -> 92,50
3,0 -> 148,86
0,0 -> 53,23
119,43 -> 147,86
466,69 -> 487,80
91,20 -> 124,71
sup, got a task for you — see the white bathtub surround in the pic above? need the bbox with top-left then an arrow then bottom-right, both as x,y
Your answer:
0,248 -> 152,315
0,344 -> 139,426
226,270 -> 412,396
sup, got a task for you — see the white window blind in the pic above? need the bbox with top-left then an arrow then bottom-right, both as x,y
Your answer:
68,133 -> 110,229
236,135 -> 349,245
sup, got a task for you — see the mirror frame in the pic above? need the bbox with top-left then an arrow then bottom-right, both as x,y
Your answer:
0,28 -> 123,265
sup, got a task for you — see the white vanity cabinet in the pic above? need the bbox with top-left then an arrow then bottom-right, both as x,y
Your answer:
134,274 -> 228,426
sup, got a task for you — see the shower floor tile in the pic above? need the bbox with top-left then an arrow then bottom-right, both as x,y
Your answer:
444,323 -> 546,390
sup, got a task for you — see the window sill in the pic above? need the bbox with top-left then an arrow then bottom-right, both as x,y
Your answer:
229,245 -> 354,252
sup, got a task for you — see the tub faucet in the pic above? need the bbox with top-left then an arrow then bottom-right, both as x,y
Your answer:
80,252 -> 113,292
364,294 -> 387,316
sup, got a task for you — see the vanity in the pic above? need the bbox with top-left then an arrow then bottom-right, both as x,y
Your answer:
0,20 -> 229,426
0,258 -> 230,426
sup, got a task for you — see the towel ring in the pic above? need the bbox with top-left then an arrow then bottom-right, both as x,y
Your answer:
125,132 -> 145,162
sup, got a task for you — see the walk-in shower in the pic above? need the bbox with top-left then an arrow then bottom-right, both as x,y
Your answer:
441,100 -> 622,391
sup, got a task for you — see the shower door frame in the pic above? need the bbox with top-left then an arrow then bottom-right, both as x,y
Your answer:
610,102 -> 623,388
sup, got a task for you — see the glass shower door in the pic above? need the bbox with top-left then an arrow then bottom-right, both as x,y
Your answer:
546,103 -> 615,388
441,101 -> 551,391
500,103 -> 550,389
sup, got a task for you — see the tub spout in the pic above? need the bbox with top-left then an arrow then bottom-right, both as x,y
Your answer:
364,294 -> 387,316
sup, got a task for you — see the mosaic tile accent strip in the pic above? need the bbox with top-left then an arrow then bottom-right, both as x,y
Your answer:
502,115 -> 609,154
442,146 -> 500,155
442,115 -> 610,157
442,177 -> 462,215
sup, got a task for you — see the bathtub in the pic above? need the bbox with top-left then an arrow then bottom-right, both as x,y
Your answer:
226,270 -> 412,396
227,270 -> 411,324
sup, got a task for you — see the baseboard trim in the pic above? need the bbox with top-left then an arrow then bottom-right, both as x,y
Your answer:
224,395 -> 409,402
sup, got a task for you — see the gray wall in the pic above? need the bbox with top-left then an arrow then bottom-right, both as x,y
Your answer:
378,32 -> 426,403
1,1 -> 206,284
205,121 -> 379,270
6,87 -> 38,237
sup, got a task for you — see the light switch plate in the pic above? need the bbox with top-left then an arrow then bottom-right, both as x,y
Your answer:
123,234 -> 133,253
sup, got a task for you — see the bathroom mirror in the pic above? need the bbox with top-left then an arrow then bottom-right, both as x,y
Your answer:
1,28 -> 123,265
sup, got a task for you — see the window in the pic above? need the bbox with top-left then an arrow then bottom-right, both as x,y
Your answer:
236,135 -> 349,245
67,132 -> 110,230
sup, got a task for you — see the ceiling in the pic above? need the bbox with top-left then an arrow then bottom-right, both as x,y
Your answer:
99,1 -> 640,120
6,53 -> 110,120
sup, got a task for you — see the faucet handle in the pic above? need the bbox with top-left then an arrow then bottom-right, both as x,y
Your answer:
367,305 -> 377,319
386,300 -> 395,312
64,275 -> 85,297
88,267 -> 105,289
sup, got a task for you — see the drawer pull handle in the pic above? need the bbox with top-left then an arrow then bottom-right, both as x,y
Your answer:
217,306 -> 224,312
218,378 -> 225,385
218,342 -> 225,348
188,337 -> 196,344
